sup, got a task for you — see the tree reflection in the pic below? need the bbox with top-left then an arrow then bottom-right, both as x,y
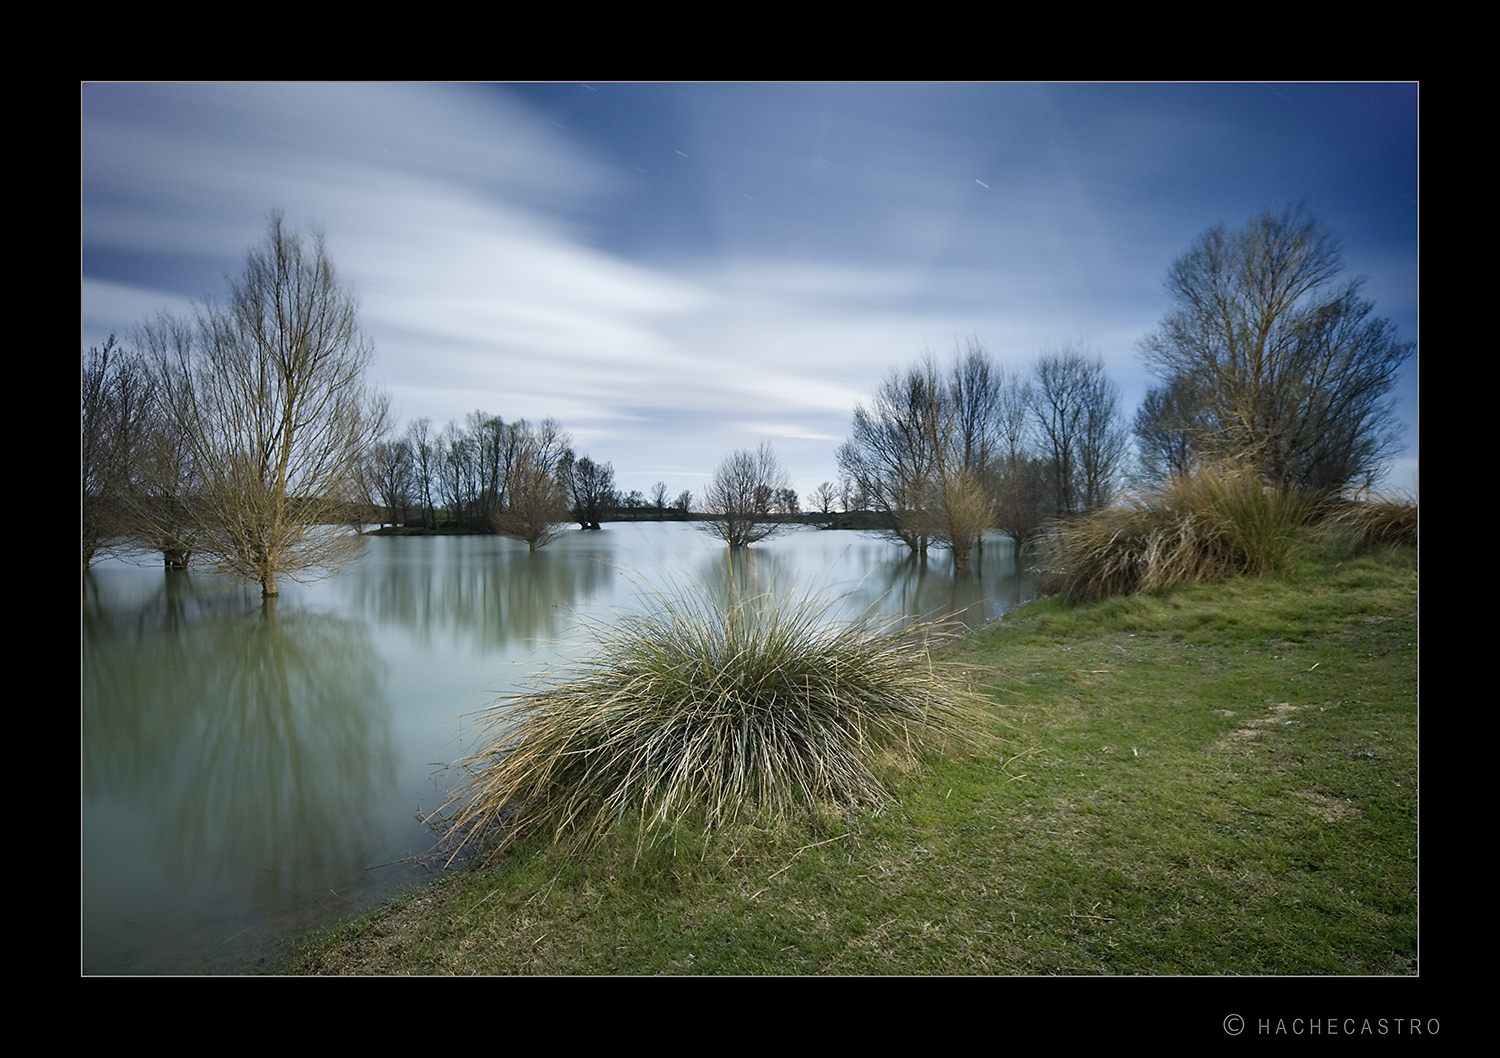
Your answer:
83,575 -> 395,914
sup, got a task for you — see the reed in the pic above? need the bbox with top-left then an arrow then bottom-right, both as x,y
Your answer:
439,583 -> 990,862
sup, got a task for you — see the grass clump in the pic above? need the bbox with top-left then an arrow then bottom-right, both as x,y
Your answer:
1039,466 -> 1321,602
1321,494 -> 1418,550
438,583 -> 991,863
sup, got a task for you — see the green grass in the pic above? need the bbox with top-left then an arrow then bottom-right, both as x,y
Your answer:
289,544 -> 1417,975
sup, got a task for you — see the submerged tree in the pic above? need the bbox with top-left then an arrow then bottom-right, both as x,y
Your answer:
495,447 -> 570,551
138,211 -> 388,595
701,443 -> 791,548
82,336 -> 154,569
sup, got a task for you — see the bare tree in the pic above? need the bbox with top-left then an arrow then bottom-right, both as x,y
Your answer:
673,489 -> 692,516
138,212 -> 388,596
364,438 -> 414,528
838,346 -> 1001,569
406,418 -> 436,529
839,357 -> 943,557
559,453 -> 616,530
1029,345 -> 1125,515
495,446 -> 570,551
701,443 -> 791,548
650,481 -> 669,518
82,336 -> 154,569
1140,205 -> 1414,492
809,481 -> 839,518
987,365 -> 1047,558
1132,377 -> 1199,488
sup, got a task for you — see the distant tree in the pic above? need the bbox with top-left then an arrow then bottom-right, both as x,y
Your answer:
406,418 -> 437,529
673,489 -> 692,516
82,336 -> 153,569
810,481 -> 839,518
1140,205 -> 1414,492
560,453 -> 615,530
701,443 -> 791,548
1132,376 -> 1200,488
775,487 -> 799,515
363,438 -> 414,528
136,212 -> 388,595
650,481 -> 669,518
1029,345 -> 1126,515
622,490 -> 645,520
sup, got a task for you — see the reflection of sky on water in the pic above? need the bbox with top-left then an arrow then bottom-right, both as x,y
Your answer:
82,525 -> 1033,973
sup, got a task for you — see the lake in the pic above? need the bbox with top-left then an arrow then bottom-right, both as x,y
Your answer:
81,522 -> 1034,974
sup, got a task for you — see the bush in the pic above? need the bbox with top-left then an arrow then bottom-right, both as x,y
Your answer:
1038,466 -> 1320,603
439,582 -> 990,862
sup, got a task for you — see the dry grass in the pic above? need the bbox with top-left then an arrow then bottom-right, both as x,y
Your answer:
1322,495 -> 1418,549
438,582 -> 991,863
1039,466 -> 1321,602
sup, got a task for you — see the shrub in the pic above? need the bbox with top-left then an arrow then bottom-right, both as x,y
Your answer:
1038,466 -> 1320,603
439,582 -> 991,863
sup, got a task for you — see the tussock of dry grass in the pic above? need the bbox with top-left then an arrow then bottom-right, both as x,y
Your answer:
1322,495 -> 1418,549
439,584 -> 991,863
1039,466 -> 1321,602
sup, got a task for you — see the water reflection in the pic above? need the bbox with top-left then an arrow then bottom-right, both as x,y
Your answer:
81,525 -> 1033,973
83,575 -> 397,972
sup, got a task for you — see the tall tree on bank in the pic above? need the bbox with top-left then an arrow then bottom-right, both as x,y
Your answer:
138,212 -> 388,596
1140,205 -> 1414,493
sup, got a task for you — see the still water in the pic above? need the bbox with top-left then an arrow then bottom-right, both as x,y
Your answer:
82,523 -> 1033,974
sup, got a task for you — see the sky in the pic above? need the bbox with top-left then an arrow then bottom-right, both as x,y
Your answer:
81,83 -> 1419,503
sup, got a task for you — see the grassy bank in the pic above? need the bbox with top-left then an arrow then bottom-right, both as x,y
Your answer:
289,542 -> 1417,975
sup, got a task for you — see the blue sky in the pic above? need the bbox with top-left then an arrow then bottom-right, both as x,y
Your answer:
82,83 -> 1418,502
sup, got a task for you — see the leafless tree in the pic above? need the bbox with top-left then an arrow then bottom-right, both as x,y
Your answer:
137,212 -> 388,595
701,443 -> 791,548
406,418 -> 437,529
838,346 -> 1002,569
494,446 -> 570,551
839,357 -> 944,557
1029,345 -> 1126,515
809,481 -> 839,518
1132,377 -> 1200,488
650,481 -> 669,518
1140,205 -> 1414,492
559,453 -> 616,530
82,336 -> 154,569
363,438 -> 414,528
985,365 -> 1047,558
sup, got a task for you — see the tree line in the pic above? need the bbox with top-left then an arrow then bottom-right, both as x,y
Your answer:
84,205 -> 1411,589
358,414 -> 696,540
